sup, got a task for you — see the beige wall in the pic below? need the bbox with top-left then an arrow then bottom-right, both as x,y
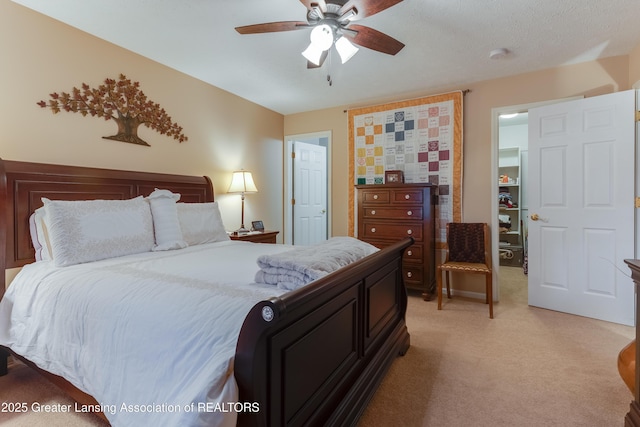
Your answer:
1,1 -> 285,239
459,55 -> 629,221
629,42 -> 640,87
285,55 -> 632,293
284,108 -> 350,236
286,55 -> 630,231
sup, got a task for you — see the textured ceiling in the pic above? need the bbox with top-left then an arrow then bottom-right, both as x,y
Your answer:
11,0 -> 640,115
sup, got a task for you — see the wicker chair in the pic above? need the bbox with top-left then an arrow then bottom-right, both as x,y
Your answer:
437,223 -> 493,318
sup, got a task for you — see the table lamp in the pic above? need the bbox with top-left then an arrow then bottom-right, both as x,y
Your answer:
227,170 -> 258,233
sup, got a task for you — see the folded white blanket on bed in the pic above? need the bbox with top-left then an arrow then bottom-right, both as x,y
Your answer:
254,236 -> 379,290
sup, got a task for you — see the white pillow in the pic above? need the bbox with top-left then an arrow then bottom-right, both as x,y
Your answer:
147,189 -> 188,251
176,202 -> 230,246
29,207 -> 52,261
42,196 -> 155,267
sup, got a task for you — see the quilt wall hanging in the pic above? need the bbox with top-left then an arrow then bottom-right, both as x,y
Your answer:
38,74 -> 188,146
348,91 -> 463,245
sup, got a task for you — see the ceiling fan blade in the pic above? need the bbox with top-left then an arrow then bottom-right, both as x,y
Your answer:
338,0 -> 403,21
299,0 -> 327,13
235,21 -> 310,34
307,51 -> 329,68
344,24 -> 404,55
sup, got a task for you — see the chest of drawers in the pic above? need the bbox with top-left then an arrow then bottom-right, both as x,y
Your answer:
356,183 -> 436,300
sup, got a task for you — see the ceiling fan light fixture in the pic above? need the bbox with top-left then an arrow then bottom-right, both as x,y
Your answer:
309,24 -> 334,51
238,0 -> 405,71
335,36 -> 359,63
311,5 -> 325,20
302,43 -> 325,65
337,8 -> 357,23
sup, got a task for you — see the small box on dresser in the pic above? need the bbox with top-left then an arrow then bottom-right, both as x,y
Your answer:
356,183 -> 436,300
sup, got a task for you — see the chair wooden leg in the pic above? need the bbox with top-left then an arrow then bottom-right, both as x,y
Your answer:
485,279 -> 489,304
437,267 -> 443,310
445,271 -> 451,299
486,273 -> 493,319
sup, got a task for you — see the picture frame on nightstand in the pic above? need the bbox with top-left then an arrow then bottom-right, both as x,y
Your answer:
251,220 -> 264,232
385,170 -> 404,184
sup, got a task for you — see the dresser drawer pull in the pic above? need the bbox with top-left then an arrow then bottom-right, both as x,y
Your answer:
371,227 -> 376,233
373,194 -> 379,200
407,271 -> 413,278
407,229 -> 413,235
371,210 -> 376,215
404,194 -> 410,200
407,210 -> 413,216
407,250 -> 413,256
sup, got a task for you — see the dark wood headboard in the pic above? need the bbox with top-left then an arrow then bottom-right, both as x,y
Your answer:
0,158 -> 214,298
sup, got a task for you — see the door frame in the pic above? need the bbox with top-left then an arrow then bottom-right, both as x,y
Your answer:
490,96 -> 582,300
284,131 -> 332,245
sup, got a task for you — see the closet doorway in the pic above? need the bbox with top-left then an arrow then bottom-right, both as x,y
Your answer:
497,113 -> 528,276
490,97 -> 581,300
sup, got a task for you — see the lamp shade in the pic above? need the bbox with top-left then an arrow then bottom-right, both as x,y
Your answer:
335,36 -> 359,64
302,43 -> 325,65
228,170 -> 258,194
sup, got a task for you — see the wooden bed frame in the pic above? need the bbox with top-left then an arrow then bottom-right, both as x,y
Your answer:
0,159 -> 412,426
623,260 -> 640,426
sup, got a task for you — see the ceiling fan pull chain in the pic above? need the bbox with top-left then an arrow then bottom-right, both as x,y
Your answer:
327,49 -> 333,86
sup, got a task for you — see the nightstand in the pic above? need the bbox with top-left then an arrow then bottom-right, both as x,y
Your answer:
229,230 -> 279,244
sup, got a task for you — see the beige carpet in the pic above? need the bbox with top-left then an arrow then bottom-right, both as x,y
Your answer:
0,359 -> 108,426
0,266 -> 634,426
358,266 -> 635,426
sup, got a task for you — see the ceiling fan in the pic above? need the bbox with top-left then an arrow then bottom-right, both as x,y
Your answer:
235,0 -> 405,68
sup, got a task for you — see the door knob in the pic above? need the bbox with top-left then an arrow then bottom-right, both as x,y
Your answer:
530,213 -> 539,221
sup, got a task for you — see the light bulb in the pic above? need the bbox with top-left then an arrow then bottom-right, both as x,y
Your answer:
309,24 -> 333,51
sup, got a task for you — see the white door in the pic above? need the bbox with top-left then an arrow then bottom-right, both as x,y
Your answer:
293,141 -> 328,245
528,90 -> 636,326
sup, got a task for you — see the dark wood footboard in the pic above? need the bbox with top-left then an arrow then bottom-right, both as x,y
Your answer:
0,346 -> 8,376
623,260 -> 640,426
235,237 -> 413,427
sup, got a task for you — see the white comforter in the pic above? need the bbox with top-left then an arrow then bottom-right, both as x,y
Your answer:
0,240 -> 294,427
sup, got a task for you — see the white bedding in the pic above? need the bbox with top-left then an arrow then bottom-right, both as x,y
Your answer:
0,240 -> 294,427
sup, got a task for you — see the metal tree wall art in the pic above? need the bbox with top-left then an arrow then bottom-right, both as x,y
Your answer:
37,74 -> 188,146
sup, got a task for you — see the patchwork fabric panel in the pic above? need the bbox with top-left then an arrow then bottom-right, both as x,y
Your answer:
350,92 -> 463,243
